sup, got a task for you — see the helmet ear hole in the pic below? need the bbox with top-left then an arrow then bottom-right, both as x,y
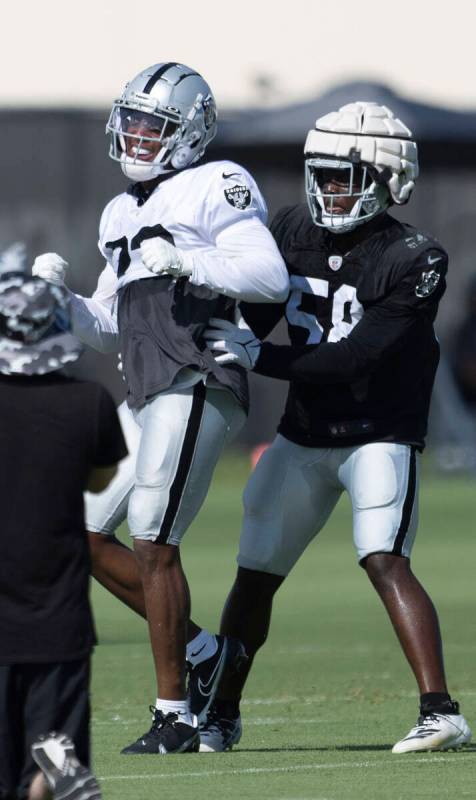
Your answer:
203,98 -> 217,130
188,131 -> 202,148
170,146 -> 195,169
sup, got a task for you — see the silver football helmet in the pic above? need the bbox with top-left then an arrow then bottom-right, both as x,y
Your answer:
304,102 -> 419,233
107,62 -> 218,182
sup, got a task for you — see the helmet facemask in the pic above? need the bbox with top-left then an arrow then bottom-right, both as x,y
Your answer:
305,156 -> 390,234
107,105 -> 184,181
106,63 -> 218,182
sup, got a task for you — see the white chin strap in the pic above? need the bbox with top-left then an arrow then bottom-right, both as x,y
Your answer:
120,152 -> 170,182
314,182 -> 387,234
317,195 -> 364,234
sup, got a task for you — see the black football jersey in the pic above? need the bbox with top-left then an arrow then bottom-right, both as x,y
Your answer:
118,277 -> 247,410
241,206 -> 448,450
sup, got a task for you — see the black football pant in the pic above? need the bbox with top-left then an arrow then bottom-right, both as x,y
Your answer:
0,659 -> 90,800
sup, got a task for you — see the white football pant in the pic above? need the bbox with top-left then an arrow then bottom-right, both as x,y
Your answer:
237,436 -> 419,575
85,384 -> 245,544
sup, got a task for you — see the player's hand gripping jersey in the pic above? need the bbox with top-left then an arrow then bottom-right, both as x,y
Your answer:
242,206 -> 447,450
70,161 -> 288,409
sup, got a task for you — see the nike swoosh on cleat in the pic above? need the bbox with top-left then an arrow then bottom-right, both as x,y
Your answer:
190,643 -> 206,658
197,651 -> 226,696
222,172 -> 241,179
427,255 -> 442,265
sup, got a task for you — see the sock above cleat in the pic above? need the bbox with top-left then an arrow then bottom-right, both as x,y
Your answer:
419,693 -> 458,716
186,630 -> 218,667
155,698 -> 195,727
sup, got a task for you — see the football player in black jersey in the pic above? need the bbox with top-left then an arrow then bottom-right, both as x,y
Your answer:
202,102 -> 472,754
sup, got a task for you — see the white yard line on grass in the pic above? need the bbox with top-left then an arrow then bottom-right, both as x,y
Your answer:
95,689 -> 476,715
242,696 -> 323,706
94,689 -> 476,724
94,716 -> 330,727
99,753 -> 475,782
275,644 -> 476,655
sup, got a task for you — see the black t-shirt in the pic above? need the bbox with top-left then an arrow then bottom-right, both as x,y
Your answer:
241,208 -> 447,450
0,373 -> 127,663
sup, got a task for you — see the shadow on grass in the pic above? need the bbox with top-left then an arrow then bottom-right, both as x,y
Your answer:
234,743 -> 476,754
235,744 -> 392,753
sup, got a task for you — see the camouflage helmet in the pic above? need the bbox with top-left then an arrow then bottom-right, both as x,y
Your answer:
0,271 -> 83,376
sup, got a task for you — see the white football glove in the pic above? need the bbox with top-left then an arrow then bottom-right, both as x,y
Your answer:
204,318 -> 262,370
32,252 -> 69,287
140,237 -> 192,278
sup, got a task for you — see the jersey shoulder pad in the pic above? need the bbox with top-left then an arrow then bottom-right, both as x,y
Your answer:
215,160 -> 266,215
192,160 -> 267,232
384,230 -> 448,307
212,159 -> 256,184
193,160 -> 259,194
387,223 -> 446,262
383,224 -> 447,277
270,204 -> 310,249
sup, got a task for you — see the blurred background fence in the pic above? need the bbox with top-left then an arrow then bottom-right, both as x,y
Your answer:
2,81 -> 476,462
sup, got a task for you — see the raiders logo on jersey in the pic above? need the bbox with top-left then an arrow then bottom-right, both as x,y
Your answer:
415,269 -> 441,298
224,185 -> 251,210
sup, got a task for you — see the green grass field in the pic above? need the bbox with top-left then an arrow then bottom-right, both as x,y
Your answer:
91,453 -> 476,800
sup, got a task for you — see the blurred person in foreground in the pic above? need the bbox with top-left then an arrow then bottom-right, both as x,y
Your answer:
451,274 -> 476,412
32,62 -> 288,755
0,257 -> 127,799
203,102 -> 472,754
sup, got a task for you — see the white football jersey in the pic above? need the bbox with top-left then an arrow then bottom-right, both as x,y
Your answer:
98,160 -> 268,291
69,158 -> 288,364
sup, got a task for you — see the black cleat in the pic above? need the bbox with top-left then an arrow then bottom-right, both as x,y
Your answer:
187,635 -> 247,723
121,707 -> 199,755
31,732 -> 102,800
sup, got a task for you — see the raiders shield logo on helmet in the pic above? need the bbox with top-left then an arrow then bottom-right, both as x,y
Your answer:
224,185 -> 251,210
415,269 -> 440,298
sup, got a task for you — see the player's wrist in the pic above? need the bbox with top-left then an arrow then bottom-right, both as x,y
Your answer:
177,248 -> 192,278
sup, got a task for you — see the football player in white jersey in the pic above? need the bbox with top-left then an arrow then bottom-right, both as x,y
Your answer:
33,62 -> 289,756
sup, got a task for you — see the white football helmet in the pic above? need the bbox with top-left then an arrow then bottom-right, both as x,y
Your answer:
107,62 -> 218,182
304,102 -> 419,233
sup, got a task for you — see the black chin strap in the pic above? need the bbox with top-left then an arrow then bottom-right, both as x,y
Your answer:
374,166 -> 392,185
